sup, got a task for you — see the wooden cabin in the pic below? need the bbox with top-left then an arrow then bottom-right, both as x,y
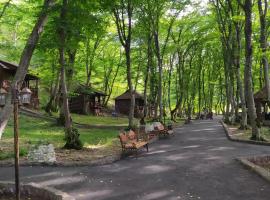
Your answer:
115,90 -> 144,118
0,60 -> 39,109
254,86 -> 270,125
69,85 -> 107,115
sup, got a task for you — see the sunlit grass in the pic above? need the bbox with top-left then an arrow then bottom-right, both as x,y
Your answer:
0,115 -> 119,160
48,111 -> 137,126
71,113 -> 135,126
1,113 -> 185,160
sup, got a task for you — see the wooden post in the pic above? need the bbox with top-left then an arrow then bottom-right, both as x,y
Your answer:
12,83 -> 20,200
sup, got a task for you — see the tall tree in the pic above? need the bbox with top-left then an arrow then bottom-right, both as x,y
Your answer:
230,1 -> 247,129
111,0 -> 135,127
0,0 -> 54,139
58,0 -> 82,149
238,0 -> 261,139
258,0 -> 270,102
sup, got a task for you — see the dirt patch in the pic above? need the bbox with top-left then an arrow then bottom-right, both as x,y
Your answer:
54,141 -> 121,165
225,124 -> 270,143
248,156 -> 270,171
0,140 -> 121,166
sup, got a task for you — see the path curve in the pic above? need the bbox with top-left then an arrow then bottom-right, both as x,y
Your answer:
1,119 -> 270,200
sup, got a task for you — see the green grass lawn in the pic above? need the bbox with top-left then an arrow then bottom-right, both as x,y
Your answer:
71,113 -> 136,126
0,114 -> 120,160
48,111 -> 138,126
0,113 -> 185,160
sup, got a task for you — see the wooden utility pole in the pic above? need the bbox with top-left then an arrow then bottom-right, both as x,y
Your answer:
12,83 -> 20,200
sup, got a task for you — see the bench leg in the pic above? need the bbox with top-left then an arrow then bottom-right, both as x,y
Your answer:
122,148 -> 128,158
145,144 -> 149,152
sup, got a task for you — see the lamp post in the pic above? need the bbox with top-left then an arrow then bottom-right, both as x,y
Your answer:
11,84 -> 32,200
12,83 -> 20,200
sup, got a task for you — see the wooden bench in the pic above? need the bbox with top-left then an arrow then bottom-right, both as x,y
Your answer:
118,130 -> 149,157
153,122 -> 174,138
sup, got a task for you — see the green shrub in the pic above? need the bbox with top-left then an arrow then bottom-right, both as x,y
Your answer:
64,127 -> 83,150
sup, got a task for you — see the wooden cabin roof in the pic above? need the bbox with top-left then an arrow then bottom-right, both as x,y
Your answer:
0,60 -> 39,80
75,84 -> 107,96
254,86 -> 267,100
115,90 -> 144,100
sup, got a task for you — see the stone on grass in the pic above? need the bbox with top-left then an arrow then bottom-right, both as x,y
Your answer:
27,144 -> 56,164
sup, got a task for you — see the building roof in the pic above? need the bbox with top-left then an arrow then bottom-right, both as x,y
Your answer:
75,84 -> 107,96
115,90 -> 144,100
0,60 -> 39,80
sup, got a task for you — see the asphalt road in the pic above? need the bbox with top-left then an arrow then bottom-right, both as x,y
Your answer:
1,119 -> 270,200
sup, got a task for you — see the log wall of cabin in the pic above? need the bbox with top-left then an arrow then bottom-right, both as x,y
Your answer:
69,94 -> 104,115
115,98 -> 144,118
69,94 -> 86,114
0,69 -> 13,86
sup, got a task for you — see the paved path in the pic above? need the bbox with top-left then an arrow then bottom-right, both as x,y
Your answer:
1,119 -> 270,200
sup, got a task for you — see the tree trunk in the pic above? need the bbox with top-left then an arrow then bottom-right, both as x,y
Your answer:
171,50 -> 184,121
153,31 -> 163,122
66,49 -> 76,90
113,0 -> 135,128
85,36 -> 100,86
243,0 -> 260,139
141,34 -> 152,124
58,0 -> 82,149
45,68 -> 60,115
58,0 -> 71,130
59,50 -> 71,130
234,20 -> 247,129
85,37 -> 91,86
258,0 -> 270,102
104,64 -> 120,107
198,56 -> 202,115
134,49 -> 142,91
125,45 -> 135,127
0,0 -> 54,139
237,67 -> 248,129
223,46 -> 232,123
168,54 -> 174,115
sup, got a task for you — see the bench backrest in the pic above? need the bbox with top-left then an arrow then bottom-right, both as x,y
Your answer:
127,130 -> 137,140
119,133 -> 128,146
119,130 -> 138,147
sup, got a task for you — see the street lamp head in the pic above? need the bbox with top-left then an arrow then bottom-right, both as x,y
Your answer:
20,87 -> 32,105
